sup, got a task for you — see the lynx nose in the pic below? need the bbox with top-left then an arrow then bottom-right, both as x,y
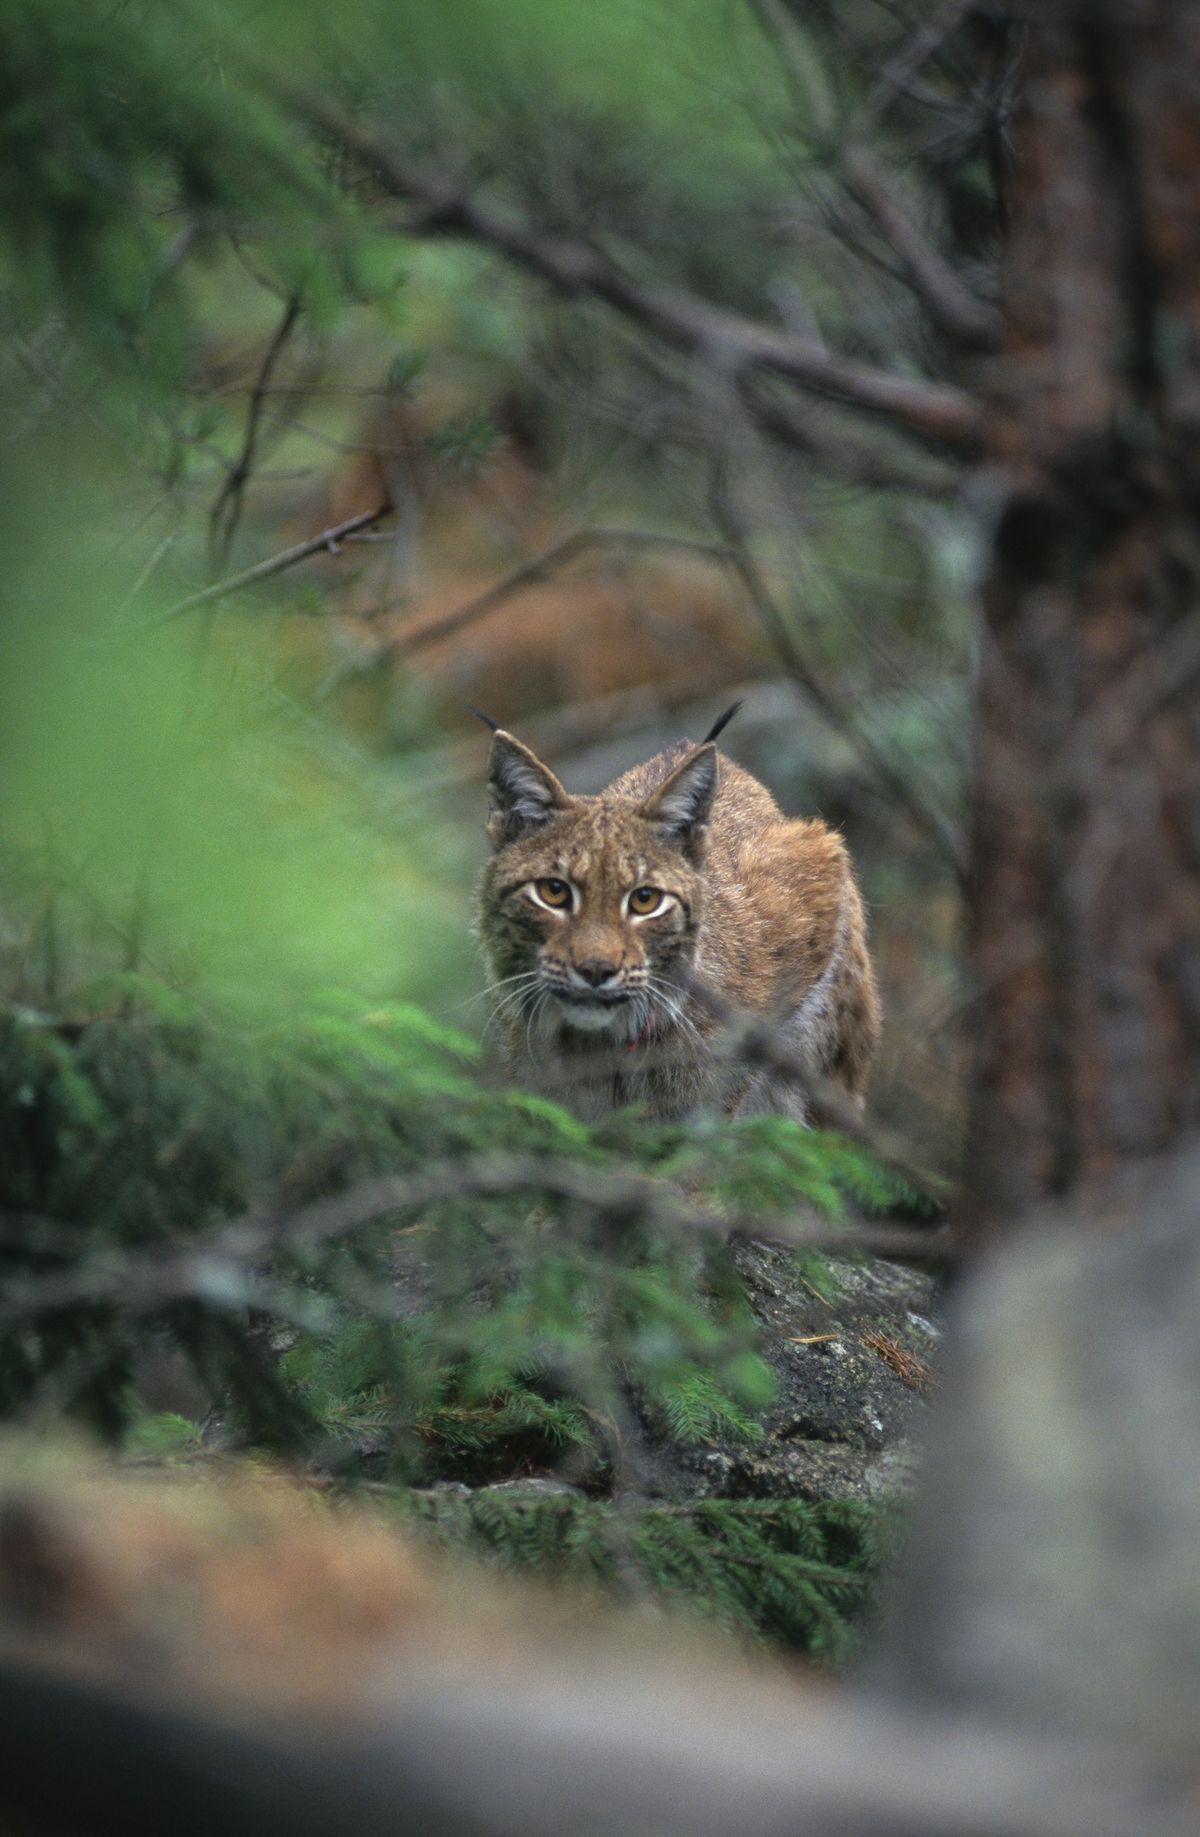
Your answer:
575,957 -> 619,988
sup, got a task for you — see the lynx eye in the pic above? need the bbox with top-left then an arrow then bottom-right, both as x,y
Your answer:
534,877 -> 572,910
628,885 -> 665,917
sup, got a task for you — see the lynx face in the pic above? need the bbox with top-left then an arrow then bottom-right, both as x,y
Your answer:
477,733 -> 716,1044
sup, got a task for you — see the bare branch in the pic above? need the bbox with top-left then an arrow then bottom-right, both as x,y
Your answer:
385,527 -> 737,659
281,88 -> 985,455
362,503 -> 965,898
155,502 -> 394,623
706,469 -> 968,883
854,0 -> 977,136
737,377 -> 964,496
746,0 -> 997,350
690,982 -> 948,1202
840,150 -> 999,350
517,980 -> 948,1203
208,292 -> 303,572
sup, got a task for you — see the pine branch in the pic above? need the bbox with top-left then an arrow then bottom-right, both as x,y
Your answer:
0,1168 -> 951,1325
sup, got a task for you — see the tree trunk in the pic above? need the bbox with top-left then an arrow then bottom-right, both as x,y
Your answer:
964,0 -> 1200,1242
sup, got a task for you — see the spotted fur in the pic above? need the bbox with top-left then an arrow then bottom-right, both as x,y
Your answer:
475,731 -> 880,1122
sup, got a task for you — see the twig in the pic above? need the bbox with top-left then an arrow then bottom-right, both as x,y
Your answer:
384,527 -> 737,658
208,293 -> 302,572
839,150 -> 999,350
280,86 -> 984,454
706,469 -> 968,884
746,0 -> 996,351
737,377 -> 964,497
854,0 -> 976,135
0,1159 -> 953,1323
155,502 -> 394,623
662,971 -> 950,1201
117,526 -> 181,613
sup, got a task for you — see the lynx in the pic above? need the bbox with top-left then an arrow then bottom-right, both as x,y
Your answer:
476,710 -> 880,1122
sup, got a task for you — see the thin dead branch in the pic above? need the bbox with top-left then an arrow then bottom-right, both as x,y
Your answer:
384,527 -> 737,658
156,502 -> 394,623
854,0 -> 978,136
840,150 -> 999,350
208,292 -> 303,573
737,376 -> 964,497
747,0 -> 996,349
706,469 -> 967,883
648,970 -> 950,1200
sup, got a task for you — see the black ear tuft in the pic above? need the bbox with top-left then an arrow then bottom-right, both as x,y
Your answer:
638,743 -> 718,859
702,700 -> 742,746
486,732 -> 572,848
468,704 -> 501,733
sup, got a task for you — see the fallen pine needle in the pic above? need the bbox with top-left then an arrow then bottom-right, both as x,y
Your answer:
859,1329 -> 936,1393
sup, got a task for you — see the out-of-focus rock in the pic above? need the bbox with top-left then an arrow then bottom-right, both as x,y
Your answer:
876,1148 -> 1200,1761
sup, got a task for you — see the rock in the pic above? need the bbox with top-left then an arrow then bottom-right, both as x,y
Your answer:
875,1148 -> 1200,1762
646,1240 -> 940,1504
390,1223 -> 941,1508
473,1478 -> 587,1500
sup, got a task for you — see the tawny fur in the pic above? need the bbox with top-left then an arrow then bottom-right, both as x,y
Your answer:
476,731 -> 880,1122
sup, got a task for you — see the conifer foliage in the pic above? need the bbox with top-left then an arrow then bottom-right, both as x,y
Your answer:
405,1491 -> 888,1661
1,984 -> 908,1469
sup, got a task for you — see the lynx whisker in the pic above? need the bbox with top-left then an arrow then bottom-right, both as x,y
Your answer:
642,976 -> 705,1050
448,969 -> 541,1020
479,971 -> 543,1048
489,973 -> 542,1012
482,969 -> 543,999
493,983 -> 540,1020
524,987 -> 553,1061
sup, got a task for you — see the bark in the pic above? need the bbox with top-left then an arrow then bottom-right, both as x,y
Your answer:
964,0 -> 1200,1241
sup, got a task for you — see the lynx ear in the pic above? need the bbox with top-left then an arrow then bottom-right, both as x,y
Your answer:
486,732 -> 572,848
638,743 -> 718,858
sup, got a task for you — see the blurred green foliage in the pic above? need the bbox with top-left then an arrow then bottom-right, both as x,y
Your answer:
0,0 -> 347,392
1,562 -> 468,1006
